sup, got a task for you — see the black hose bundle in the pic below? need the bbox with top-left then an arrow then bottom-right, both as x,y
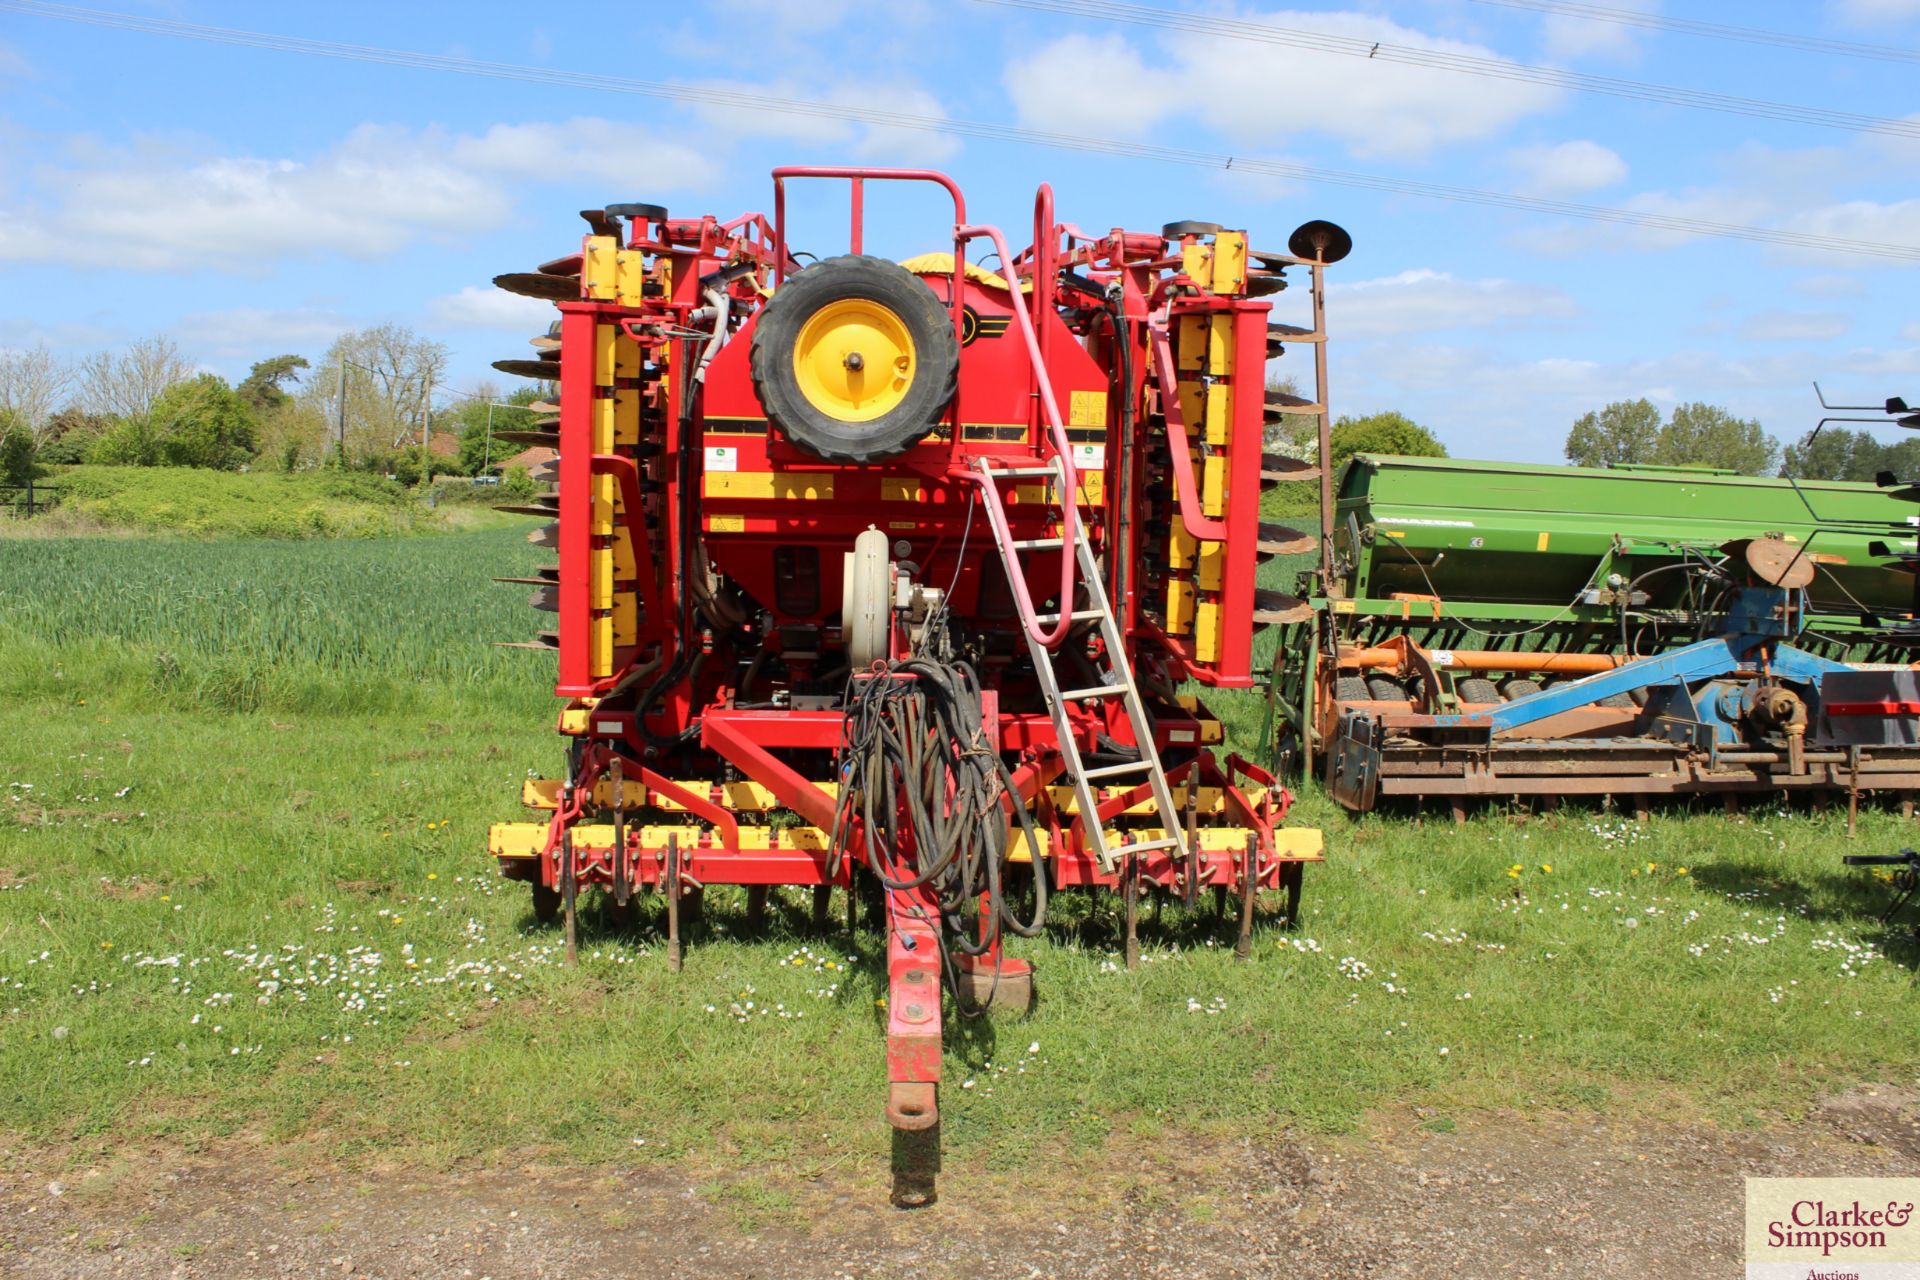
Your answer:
827,630 -> 1046,962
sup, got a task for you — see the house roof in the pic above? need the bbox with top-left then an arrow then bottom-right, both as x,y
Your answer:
502,445 -> 557,474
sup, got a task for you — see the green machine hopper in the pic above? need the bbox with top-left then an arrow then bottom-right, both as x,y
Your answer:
1267,454 -> 1920,816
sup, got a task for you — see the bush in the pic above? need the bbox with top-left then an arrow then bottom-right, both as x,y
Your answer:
500,465 -> 538,500
149,374 -> 258,470
50,465 -> 425,538
85,416 -> 164,467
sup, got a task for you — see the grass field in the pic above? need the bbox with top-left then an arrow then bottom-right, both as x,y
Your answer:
2,526 -> 1916,1184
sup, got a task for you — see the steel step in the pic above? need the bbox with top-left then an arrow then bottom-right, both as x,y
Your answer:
1111,836 -> 1183,856
1060,683 -> 1128,702
1084,760 -> 1152,780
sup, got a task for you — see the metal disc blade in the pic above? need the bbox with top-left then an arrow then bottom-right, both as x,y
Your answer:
1257,522 -> 1316,556
537,253 -> 583,277
493,358 -> 561,380
1287,219 -> 1353,264
495,502 -> 558,518
527,522 -> 559,548
492,429 -> 559,447
494,272 -> 578,301
528,586 -> 560,612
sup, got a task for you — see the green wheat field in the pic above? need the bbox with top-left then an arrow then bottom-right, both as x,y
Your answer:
1,521 -> 1915,1182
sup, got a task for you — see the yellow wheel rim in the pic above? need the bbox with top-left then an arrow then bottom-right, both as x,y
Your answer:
792,298 -> 917,423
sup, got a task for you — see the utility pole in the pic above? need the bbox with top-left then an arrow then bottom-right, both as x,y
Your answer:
335,360 -> 347,464
422,373 -> 433,467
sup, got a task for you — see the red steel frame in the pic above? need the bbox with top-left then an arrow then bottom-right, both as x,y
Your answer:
504,168 -> 1321,1188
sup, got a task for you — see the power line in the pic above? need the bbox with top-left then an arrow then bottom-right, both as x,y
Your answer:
1469,0 -> 1920,68
4,0 -> 1919,262
978,0 -> 1920,141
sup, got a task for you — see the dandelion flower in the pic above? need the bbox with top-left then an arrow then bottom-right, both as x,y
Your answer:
1539,864 -> 1553,873
1675,866 -> 1689,876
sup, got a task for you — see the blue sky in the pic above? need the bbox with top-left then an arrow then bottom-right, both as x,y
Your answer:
3,0 -> 1919,461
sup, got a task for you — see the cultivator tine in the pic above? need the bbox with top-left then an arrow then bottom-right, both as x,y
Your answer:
611,756 -> 628,910
494,272 -> 579,301
561,823 -> 578,968
492,358 -> 562,381
665,833 -> 682,973
1235,834 -> 1257,962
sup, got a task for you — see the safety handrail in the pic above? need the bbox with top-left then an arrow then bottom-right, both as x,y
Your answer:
957,219 -> 1084,650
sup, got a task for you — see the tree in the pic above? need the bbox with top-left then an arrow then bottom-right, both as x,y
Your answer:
255,399 -> 331,472
451,382 -> 542,475
238,354 -> 310,412
148,374 -> 259,470
1564,398 -> 1661,468
37,407 -> 110,465
0,409 -> 38,489
0,344 -> 72,443
1327,411 -> 1446,471
1656,401 -> 1779,475
1780,427 -> 1920,483
309,324 -> 450,465
76,336 -> 193,421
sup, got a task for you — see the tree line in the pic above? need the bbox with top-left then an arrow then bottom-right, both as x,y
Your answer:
1561,397 -> 1917,481
0,327 -> 544,489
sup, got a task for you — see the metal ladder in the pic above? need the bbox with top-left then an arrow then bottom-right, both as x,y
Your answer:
975,456 -> 1189,872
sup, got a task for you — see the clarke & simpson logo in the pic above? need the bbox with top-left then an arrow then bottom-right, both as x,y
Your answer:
1747,1179 -> 1920,1280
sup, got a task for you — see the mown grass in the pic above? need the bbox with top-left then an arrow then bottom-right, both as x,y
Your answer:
1,526 -> 1917,1182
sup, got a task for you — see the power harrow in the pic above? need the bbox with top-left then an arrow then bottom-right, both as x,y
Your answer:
1267,400 -> 1920,820
482,167 -> 1340,1199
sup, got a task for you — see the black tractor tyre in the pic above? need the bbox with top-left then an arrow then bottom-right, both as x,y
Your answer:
1456,678 -> 1503,705
749,254 -> 959,464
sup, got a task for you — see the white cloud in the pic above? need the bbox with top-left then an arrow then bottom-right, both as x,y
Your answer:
1793,273 -> 1870,298
450,120 -> 716,188
170,307 -> 352,360
1539,0 -> 1658,60
1832,0 -> 1920,26
1329,269 -> 1579,338
1739,310 -> 1852,342
1002,10 -> 1560,162
687,79 -> 959,164
0,40 -> 31,88
1507,140 -> 1627,196
0,119 -> 716,273
428,286 -> 555,332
